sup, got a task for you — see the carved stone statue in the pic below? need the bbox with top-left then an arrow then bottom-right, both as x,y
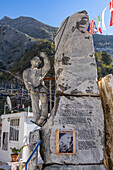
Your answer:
23,52 -> 50,126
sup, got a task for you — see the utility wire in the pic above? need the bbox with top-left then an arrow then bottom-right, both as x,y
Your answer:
0,68 -> 24,83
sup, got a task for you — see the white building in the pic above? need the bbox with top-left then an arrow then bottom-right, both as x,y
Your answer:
0,111 -> 37,162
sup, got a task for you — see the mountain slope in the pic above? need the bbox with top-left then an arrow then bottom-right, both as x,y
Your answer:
93,34 -> 113,58
0,16 -> 113,71
0,25 -> 37,69
0,16 -> 58,40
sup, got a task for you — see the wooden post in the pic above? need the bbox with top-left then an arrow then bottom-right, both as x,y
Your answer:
20,87 -> 23,109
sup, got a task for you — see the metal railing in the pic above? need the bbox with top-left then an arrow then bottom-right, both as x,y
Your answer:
25,140 -> 41,170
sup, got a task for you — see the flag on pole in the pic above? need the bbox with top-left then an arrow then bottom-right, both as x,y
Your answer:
98,15 -> 102,33
102,7 -> 107,30
110,0 -> 113,26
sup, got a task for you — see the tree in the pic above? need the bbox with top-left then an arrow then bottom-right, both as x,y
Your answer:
101,51 -> 112,65
95,51 -> 113,79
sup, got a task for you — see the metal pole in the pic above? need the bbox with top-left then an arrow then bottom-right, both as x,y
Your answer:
20,87 -> 23,109
25,140 -> 41,170
4,102 -> 6,115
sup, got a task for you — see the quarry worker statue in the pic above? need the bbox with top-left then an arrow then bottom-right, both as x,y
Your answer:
23,52 -> 50,126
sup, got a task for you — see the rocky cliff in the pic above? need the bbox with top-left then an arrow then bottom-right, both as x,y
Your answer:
0,16 -> 58,69
0,25 -> 37,69
0,16 -> 58,40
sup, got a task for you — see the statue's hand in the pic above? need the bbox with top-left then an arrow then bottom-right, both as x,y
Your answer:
40,52 -> 46,59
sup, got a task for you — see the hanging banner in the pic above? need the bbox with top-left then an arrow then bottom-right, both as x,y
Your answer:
88,20 -> 98,35
88,21 -> 94,35
93,21 -> 98,33
87,0 -> 112,34
98,15 -> 102,33
102,7 -> 107,30
110,0 -> 113,26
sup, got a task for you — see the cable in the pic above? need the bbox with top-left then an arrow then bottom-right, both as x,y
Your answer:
93,2 -> 110,21
0,68 -> 24,83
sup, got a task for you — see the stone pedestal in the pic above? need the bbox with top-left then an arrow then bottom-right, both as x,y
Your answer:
44,165 -> 106,170
29,129 -> 43,170
41,10 -> 106,170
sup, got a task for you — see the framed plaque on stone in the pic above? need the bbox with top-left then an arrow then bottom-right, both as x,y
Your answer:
56,130 -> 76,155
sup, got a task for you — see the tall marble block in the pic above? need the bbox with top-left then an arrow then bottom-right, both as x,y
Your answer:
55,11 -> 99,95
41,11 -> 106,170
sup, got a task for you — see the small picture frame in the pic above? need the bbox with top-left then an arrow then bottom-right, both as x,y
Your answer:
56,130 -> 76,155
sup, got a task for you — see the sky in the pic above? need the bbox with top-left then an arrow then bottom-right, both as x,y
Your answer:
0,0 -> 113,35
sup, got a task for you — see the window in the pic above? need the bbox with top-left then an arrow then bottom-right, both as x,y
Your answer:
9,119 -> 19,141
2,132 -> 8,150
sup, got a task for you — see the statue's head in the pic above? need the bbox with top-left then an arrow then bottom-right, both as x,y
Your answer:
30,56 -> 41,68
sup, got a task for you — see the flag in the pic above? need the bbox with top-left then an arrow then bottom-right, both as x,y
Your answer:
98,15 -> 102,33
110,0 -> 113,26
87,20 -> 98,35
93,21 -> 98,33
87,23 -> 90,32
87,21 -> 94,35
102,7 -> 107,30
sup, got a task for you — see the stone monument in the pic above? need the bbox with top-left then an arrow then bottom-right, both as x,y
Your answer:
41,11 -> 106,169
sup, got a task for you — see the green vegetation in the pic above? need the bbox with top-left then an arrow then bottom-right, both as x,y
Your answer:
10,145 -> 27,154
11,39 -> 55,76
0,61 -> 5,70
95,51 -> 113,79
0,39 -> 55,81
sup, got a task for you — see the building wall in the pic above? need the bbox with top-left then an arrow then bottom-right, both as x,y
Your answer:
98,74 -> 113,170
22,116 -> 37,160
0,117 -> 10,162
0,112 -> 36,162
0,125 -> 2,148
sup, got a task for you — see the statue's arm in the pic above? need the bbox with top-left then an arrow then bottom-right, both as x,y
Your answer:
40,52 -> 50,78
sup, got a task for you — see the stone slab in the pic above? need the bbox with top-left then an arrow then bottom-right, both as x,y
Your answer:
41,96 -> 104,165
41,11 -> 104,168
29,129 -> 44,170
55,11 -> 99,95
44,164 -> 106,170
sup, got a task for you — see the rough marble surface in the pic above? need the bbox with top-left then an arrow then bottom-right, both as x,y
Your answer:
41,96 -> 104,165
29,129 -> 43,170
40,11 -> 105,168
55,11 -> 99,95
44,165 -> 106,170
